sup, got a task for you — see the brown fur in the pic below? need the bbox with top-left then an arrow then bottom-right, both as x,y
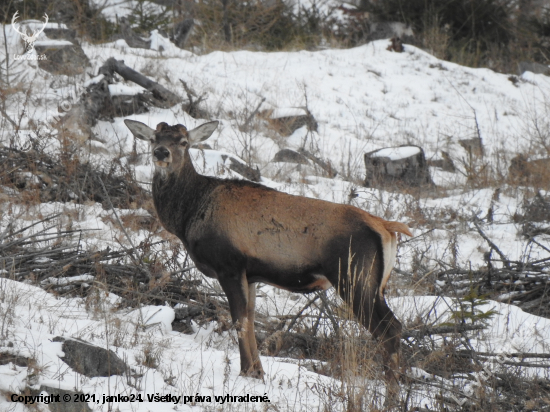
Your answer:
125,119 -> 412,395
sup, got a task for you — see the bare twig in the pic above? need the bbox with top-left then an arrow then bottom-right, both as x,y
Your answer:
240,97 -> 265,132
473,220 -> 511,269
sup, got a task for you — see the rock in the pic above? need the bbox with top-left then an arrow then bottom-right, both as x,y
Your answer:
514,192 -> 550,238
273,149 -> 309,164
364,145 -> 432,188
224,156 -> 261,182
518,192 -> 550,223
297,149 -> 337,177
35,41 -> 90,76
24,21 -> 91,75
0,352 -> 31,367
189,148 -> 261,181
459,137 -> 483,157
264,108 -> 317,136
39,386 -> 92,412
518,61 -> 550,76
508,154 -> 550,189
428,151 -> 456,172
271,148 -> 337,179
53,336 -> 127,377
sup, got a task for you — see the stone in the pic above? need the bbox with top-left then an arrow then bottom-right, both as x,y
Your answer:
35,41 -> 90,76
508,154 -> 550,189
53,337 -> 127,377
264,108 -> 317,137
518,61 -> 550,76
271,148 -> 336,179
428,151 -> 456,172
39,386 -> 92,412
459,137 -> 483,157
273,149 -> 309,164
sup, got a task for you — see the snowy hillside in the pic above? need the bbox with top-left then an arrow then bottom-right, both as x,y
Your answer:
1,17 -> 549,412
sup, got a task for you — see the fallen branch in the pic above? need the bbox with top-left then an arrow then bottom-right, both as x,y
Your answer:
473,220 -> 511,269
457,350 -> 550,359
103,58 -> 180,108
403,324 -> 486,340
179,79 -> 208,119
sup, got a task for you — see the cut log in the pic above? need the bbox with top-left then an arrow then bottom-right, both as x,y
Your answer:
364,145 -> 433,188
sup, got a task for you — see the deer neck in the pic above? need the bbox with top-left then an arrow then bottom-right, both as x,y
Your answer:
152,149 -> 212,238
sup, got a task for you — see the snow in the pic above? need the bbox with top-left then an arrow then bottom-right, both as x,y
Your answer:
270,107 -> 308,118
13,21 -> 63,31
34,40 -> 74,47
0,13 -> 549,411
90,0 -> 166,22
370,146 -> 421,160
108,83 -> 146,96
0,278 -> 348,411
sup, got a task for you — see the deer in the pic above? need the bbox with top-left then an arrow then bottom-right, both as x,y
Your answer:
125,119 -> 412,398
11,11 -> 49,53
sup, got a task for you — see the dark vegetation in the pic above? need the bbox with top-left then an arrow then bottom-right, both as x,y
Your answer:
0,146 -> 146,208
2,0 -> 550,72
361,0 -> 550,73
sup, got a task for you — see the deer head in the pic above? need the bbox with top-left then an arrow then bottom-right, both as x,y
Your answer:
124,119 -> 218,173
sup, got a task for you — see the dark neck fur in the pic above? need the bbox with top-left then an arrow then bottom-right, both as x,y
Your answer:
152,150 -> 213,239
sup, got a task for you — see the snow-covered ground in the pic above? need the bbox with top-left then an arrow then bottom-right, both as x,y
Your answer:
1,15 -> 549,411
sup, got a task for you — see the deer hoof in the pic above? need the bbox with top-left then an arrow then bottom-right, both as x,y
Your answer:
241,368 -> 264,380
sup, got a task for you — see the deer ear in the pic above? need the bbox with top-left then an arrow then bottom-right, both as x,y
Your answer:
124,119 -> 155,142
188,121 -> 219,144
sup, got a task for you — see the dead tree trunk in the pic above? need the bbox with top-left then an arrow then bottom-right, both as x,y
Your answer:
57,58 -> 181,144
221,0 -> 232,43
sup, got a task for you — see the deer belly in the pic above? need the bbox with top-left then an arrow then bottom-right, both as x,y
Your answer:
249,269 -> 332,293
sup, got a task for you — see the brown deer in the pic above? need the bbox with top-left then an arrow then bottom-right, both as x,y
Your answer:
125,119 -> 412,393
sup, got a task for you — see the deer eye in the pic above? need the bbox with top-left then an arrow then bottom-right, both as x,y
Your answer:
180,141 -> 188,147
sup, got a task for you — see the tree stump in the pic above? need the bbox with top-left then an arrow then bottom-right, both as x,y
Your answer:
364,145 -> 433,188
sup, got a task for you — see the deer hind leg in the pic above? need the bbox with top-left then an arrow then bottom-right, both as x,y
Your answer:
372,292 -> 402,399
338,264 -> 402,398
246,282 -> 264,376
218,272 -> 264,379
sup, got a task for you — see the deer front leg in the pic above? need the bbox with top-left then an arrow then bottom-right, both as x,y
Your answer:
218,272 -> 264,379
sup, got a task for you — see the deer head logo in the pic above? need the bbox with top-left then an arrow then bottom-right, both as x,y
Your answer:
12,11 -> 49,53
